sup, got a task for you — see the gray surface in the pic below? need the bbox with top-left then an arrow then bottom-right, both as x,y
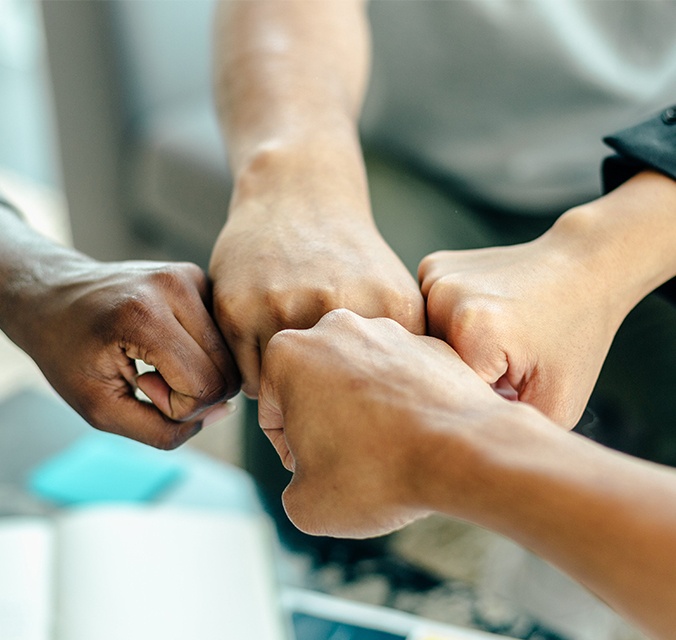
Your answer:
0,388 -> 87,486
0,387 -> 262,512
125,102 -> 231,267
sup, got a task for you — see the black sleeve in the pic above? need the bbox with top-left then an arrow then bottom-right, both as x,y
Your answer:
602,106 -> 676,304
602,105 -> 676,193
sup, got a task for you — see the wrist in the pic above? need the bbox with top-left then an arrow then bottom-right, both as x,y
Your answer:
227,121 -> 373,225
405,399 -> 545,525
0,234 -> 92,354
548,171 -> 676,316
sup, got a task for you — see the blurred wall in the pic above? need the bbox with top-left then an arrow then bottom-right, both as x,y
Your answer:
110,0 -> 215,125
0,0 -> 58,185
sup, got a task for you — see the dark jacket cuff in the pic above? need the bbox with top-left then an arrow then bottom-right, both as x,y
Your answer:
602,105 -> 676,193
602,107 -> 676,304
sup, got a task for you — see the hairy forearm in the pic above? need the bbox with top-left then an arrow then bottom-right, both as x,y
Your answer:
215,0 -> 372,216
420,405 -> 676,639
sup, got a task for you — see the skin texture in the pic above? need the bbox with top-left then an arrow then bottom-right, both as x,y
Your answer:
218,4 -> 676,637
420,170 -> 676,428
259,309 -> 504,538
259,310 -> 676,640
0,206 -> 240,449
211,0 -> 424,397
213,0 -> 676,428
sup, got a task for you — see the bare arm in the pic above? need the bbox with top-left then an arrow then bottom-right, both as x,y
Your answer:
216,0 -> 370,181
211,0 -> 424,397
419,169 -> 676,428
0,204 -> 239,448
441,407 -> 676,640
259,310 -> 676,639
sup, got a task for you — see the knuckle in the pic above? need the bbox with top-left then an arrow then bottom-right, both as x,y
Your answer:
456,297 -> 503,330
144,263 -> 208,305
311,286 -> 342,313
167,394 -> 201,422
427,275 -> 461,301
199,380 -> 230,406
418,251 -> 444,280
213,295 -> 253,343
452,299 -> 497,341
265,286 -> 342,329
106,294 -> 158,339
427,284 -> 507,346
265,289 -> 305,327
417,254 -> 434,279
146,266 -> 183,291
175,261 -> 207,285
241,378 -> 260,399
447,301 -> 509,372
426,279 -> 472,322
318,307 -> 360,328
266,328 -> 301,361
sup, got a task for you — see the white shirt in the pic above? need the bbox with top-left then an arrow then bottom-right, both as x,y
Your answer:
361,0 -> 676,213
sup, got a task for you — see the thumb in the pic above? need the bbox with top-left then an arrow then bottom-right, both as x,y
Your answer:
453,341 -> 509,385
135,370 -> 220,421
258,353 -> 294,471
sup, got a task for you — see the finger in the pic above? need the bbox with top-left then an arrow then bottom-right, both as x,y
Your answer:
492,375 -> 519,401
126,316 -> 230,421
258,334 -> 294,469
169,269 -> 241,397
211,293 -> 263,398
425,286 -> 510,384
464,348 -> 509,385
201,402 -> 238,428
418,251 -> 452,297
135,370 -> 222,422
418,260 -> 436,297
89,394 -> 204,450
258,389 -> 292,471
424,283 -> 456,343
229,339 -> 262,399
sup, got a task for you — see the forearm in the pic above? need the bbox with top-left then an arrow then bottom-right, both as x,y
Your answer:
215,0 -> 372,217
420,405 -> 676,639
0,206 -> 90,352
546,170 -> 676,320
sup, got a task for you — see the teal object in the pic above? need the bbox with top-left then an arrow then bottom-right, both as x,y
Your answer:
28,433 -> 183,505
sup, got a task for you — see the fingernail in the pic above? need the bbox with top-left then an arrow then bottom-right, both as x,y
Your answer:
202,402 -> 237,428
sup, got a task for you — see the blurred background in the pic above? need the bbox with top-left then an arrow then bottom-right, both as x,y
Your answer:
0,0 -> 242,459
0,0 -> 56,185
4,0 -> 229,267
